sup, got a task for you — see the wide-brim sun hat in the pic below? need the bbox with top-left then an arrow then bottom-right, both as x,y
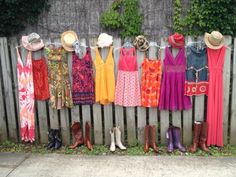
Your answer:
204,31 -> 224,49
97,33 -> 113,48
21,33 -> 44,51
168,33 -> 185,48
133,35 -> 149,52
61,30 -> 78,52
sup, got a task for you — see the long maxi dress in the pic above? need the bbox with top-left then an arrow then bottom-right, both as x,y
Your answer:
206,46 -> 226,147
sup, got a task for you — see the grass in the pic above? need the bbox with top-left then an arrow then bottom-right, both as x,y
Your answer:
0,140 -> 236,156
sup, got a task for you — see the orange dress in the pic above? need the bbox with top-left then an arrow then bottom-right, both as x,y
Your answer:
206,46 -> 226,147
141,58 -> 162,107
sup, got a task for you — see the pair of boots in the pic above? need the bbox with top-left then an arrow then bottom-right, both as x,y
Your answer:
70,121 -> 92,150
110,127 -> 126,152
166,126 -> 186,153
144,125 -> 158,153
189,121 -> 210,153
46,129 -> 62,150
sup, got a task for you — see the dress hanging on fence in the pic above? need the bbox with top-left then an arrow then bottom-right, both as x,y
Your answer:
159,47 -> 192,110
32,57 -> 50,100
115,47 -> 141,107
45,45 -> 73,109
94,47 -> 115,105
16,48 -> 35,142
141,58 -> 162,107
207,46 -> 226,147
185,46 -> 208,96
72,48 -> 95,105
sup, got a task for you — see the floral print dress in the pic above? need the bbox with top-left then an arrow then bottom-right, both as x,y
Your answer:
45,45 -> 73,109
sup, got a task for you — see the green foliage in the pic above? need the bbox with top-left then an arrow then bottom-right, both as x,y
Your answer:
173,0 -> 236,36
0,0 -> 50,37
100,0 -> 143,38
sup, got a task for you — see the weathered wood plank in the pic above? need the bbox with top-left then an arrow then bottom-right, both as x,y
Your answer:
0,38 -> 18,141
90,38 -> 103,144
223,36 -> 232,144
230,37 -> 236,145
160,38 -> 169,144
59,109 -> 70,145
137,50 -> 146,144
82,105 -> 91,135
126,107 -> 136,145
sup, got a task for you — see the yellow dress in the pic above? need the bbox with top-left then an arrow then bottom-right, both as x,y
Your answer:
94,47 -> 115,105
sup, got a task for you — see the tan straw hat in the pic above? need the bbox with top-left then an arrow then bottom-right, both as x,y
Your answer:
61,31 -> 78,51
133,35 -> 149,52
204,31 -> 224,49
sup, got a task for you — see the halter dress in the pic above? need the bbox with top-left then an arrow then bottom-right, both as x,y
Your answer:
207,46 -> 226,147
159,47 -> 192,110
115,47 -> 141,107
72,48 -> 95,105
16,48 -> 35,142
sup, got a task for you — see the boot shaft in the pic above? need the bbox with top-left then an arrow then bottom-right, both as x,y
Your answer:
172,126 -> 186,152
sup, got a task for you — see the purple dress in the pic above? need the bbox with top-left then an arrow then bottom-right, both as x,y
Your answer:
159,47 -> 192,110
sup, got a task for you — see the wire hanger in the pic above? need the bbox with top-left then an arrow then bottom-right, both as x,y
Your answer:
123,38 -> 134,48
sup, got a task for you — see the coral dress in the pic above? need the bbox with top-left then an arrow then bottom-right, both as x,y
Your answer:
207,46 -> 226,147
16,48 -> 35,142
159,47 -> 192,110
141,58 -> 162,107
115,47 -> 141,107
32,58 -> 50,100
94,47 -> 115,105
72,48 -> 95,105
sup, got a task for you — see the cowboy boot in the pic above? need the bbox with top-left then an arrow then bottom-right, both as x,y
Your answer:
166,127 -> 174,153
47,129 -> 55,149
85,121 -> 93,150
172,126 -> 186,152
144,125 -> 150,153
114,126 -> 126,150
189,122 -> 202,153
149,125 -> 158,153
54,129 -> 62,149
69,122 -> 84,149
199,122 -> 210,153
110,128 -> 115,152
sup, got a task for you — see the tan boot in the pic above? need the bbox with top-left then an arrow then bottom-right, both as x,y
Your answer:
69,122 -> 84,149
189,121 -> 202,153
144,125 -> 150,153
85,121 -> 93,150
199,122 -> 210,153
149,125 -> 158,153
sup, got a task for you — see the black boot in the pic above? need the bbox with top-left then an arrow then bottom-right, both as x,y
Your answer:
54,129 -> 62,149
47,129 -> 55,149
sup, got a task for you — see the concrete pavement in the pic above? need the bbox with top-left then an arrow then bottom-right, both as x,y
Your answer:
0,152 -> 235,177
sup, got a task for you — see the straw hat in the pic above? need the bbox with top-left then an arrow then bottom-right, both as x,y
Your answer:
133,35 -> 149,52
97,33 -> 113,48
21,33 -> 44,51
168,33 -> 185,48
204,31 -> 224,49
61,31 -> 78,51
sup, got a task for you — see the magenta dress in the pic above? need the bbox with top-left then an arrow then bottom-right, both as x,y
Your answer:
159,47 -> 192,110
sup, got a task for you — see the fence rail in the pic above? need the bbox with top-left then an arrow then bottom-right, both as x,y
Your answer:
0,36 -> 235,146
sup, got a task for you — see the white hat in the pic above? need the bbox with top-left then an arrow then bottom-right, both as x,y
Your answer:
97,33 -> 113,48
204,31 -> 224,49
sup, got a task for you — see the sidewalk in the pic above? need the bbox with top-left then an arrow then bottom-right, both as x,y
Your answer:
0,152 -> 235,177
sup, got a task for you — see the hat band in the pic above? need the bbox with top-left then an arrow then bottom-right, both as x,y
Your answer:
208,36 -> 222,46
170,36 -> 183,46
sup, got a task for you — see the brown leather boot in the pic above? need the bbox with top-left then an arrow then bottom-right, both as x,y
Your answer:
189,122 -> 202,153
149,125 -> 158,153
85,121 -> 93,150
69,122 -> 84,149
199,122 -> 210,153
144,125 -> 150,153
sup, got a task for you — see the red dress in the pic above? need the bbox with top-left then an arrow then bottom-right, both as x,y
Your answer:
32,58 -> 50,100
206,46 -> 226,147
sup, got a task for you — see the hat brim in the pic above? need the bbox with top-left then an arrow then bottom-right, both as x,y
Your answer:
168,36 -> 184,48
22,36 -> 44,51
204,33 -> 224,50
61,31 -> 78,52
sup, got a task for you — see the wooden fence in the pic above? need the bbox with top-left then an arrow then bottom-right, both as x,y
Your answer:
0,36 -> 235,146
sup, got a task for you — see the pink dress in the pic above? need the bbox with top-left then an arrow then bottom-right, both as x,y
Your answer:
115,47 -> 141,107
207,46 -> 226,147
16,48 -> 35,142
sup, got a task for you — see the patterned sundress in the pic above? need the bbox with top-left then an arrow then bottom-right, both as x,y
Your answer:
72,48 -> 95,105
16,48 -> 35,142
45,45 -> 73,109
115,47 -> 141,107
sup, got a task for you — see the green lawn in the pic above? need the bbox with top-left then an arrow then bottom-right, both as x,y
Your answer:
0,141 -> 236,156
